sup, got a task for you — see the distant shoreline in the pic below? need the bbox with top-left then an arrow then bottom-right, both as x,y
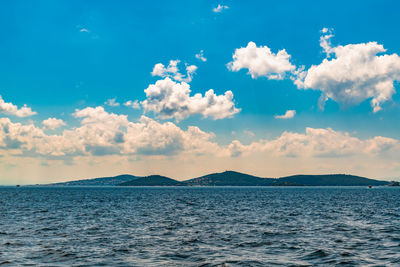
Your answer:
28,171 -> 398,187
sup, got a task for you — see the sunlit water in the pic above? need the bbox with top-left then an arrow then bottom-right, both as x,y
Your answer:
1,186 -> 400,266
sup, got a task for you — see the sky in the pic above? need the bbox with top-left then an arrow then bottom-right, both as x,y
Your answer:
1,0 -> 400,184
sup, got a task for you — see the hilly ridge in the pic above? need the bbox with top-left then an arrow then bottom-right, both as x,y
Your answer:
118,175 -> 184,186
183,171 -> 274,186
46,171 -> 390,186
48,174 -> 140,186
277,174 -> 388,186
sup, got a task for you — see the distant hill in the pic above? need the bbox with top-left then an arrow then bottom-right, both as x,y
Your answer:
117,175 -> 184,186
183,171 -> 274,186
276,174 -> 389,186
48,174 -> 140,186
46,171 -> 390,187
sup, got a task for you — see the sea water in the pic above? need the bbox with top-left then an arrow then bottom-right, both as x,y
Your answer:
1,186 -> 399,266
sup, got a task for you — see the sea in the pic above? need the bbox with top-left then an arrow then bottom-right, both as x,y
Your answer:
1,186 -> 400,266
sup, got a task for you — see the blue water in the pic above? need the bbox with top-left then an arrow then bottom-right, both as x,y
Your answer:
1,186 -> 400,266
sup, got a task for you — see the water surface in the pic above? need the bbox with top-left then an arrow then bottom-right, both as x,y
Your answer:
1,186 -> 399,266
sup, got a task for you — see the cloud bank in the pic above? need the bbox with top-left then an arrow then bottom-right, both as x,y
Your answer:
0,107 -> 398,162
228,127 -> 398,158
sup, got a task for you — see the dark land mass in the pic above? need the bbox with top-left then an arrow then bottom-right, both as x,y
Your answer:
276,174 -> 389,186
118,175 -> 185,186
47,174 -> 140,186
45,171 -> 391,187
183,171 -> 274,186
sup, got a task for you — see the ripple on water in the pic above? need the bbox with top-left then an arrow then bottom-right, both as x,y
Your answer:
0,186 -> 400,266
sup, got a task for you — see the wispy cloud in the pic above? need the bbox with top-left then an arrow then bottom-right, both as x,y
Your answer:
105,98 -> 120,107
274,110 -> 296,119
195,50 -> 207,62
213,4 -> 229,13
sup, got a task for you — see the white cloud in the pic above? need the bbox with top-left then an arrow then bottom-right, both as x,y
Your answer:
124,100 -> 141,109
296,28 -> 400,112
274,110 -> 296,119
141,78 -> 240,121
151,60 -> 197,83
228,127 -> 399,158
0,96 -> 36,117
213,4 -> 229,13
319,29 -> 334,57
227,41 -> 296,79
104,98 -> 120,107
73,106 -> 128,129
79,28 -> 89,33
123,116 -> 220,156
1,108 -> 400,181
195,50 -> 207,62
42,118 -> 66,130
0,118 -> 81,157
0,106 -> 222,158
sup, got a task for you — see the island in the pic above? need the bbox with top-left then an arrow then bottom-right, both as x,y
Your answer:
43,171 -> 391,187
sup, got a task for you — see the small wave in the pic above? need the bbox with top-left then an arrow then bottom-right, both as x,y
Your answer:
302,249 -> 329,260
237,241 -> 265,248
161,253 -> 190,259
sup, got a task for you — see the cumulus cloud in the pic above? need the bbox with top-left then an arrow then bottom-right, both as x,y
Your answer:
1,108 -> 399,168
141,78 -> 240,121
151,60 -> 197,83
227,41 -> 296,79
274,110 -> 296,119
42,118 -> 66,130
104,98 -> 120,107
228,127 -> 399,158
213,4 -> 229,13
0,118 -> 81,157
195,50 -> 207,62
73,106 -> 128,129
296,28 -> 400,112
124,100 -> 140,109
229,29 -> 400,112
0,96 -> 36,117
0,106 -> 222,158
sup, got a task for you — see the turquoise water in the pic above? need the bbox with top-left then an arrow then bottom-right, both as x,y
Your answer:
1,186 -> 400,266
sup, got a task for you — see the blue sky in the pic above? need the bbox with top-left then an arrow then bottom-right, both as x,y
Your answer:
1,0 -> 400,184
